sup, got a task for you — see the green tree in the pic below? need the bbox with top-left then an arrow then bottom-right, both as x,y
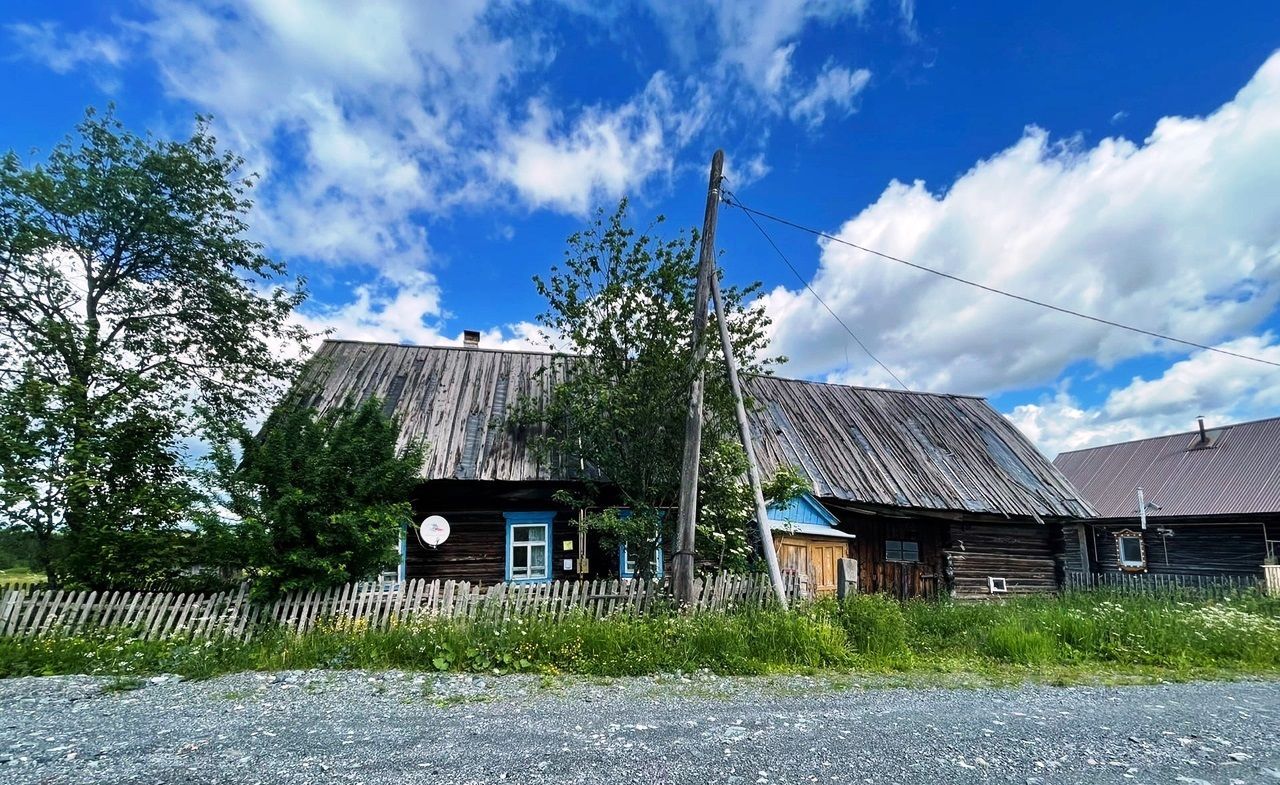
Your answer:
0,108 -> 309,587
214,396 -> 424,598
517,200 -> 781,577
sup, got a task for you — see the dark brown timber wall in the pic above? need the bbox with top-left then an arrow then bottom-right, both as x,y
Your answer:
830,511 -> 947,599
1086,519 -> 1270,578
945,522 -> 1058,599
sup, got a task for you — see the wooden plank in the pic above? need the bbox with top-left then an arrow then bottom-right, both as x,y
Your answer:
15,588 -> 47,636
0,588 -> 26,636
69,590 -> 99,636
23,590 -> 55,638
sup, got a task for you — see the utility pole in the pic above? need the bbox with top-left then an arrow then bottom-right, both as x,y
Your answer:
708,271 -> 789,608
672,149 -> 723,607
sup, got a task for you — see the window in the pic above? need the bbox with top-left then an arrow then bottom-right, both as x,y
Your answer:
504,512 -> 553,583
988,576 -> 1008,594
619,542 -> 664,579
1115,530 -> 1147,572
885,540 -> 920,563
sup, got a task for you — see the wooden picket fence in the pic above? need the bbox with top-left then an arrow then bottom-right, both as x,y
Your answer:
0,571 -> 807,641
1063,570 -> 1263,597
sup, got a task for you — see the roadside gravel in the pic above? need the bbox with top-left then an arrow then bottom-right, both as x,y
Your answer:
1,671 -> 1277,784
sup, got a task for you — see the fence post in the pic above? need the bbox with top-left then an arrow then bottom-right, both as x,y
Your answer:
836,558 -> 858,601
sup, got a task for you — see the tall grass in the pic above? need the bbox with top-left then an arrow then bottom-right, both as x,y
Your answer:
2,590 -> 1277,681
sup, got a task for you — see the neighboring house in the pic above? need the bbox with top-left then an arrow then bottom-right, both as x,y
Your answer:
1053,417 -> 1280,581
299,339 -> 1093,599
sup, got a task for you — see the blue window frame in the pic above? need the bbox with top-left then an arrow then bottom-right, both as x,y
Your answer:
504,512 -> 554,584
619,541 -> 664,579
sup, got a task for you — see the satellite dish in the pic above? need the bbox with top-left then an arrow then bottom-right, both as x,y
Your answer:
419,515 -> 451,547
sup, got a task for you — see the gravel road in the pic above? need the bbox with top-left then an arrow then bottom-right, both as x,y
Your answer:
1,671 -> 1277,784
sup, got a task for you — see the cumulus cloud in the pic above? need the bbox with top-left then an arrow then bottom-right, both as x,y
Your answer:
790,64 -> 872,127
1007,335 -> 1280,457
486,74 -> 703,215
764,52 -> 1280,397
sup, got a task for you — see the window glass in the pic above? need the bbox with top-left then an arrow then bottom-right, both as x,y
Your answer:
1119,535 -> 1145,567
619,542 -> 664,578
885,540 -> 920,563
507,520 -> 550,581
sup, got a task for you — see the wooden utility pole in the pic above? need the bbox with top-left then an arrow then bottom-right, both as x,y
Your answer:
672,149 -> 723,607
708,272 -> 789,608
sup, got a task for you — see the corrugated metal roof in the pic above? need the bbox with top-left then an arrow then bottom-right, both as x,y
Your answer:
300,339 -> 1093,520
1053,416 -> 1280,518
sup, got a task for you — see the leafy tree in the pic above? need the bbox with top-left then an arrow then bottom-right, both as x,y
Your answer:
699,442 -> 810,573
0,108 -> 309,586
213,396 -> 424,598
517,200 -> 782,577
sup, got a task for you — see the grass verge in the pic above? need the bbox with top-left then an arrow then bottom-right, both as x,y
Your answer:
1,590 -> 1277,685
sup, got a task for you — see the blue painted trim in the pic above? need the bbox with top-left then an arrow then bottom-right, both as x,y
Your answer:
619,541 -> 664,579
766,491 -> 839,528
398,522 -> 407,584
612,508 -> 665,578
503,511 -> 554,584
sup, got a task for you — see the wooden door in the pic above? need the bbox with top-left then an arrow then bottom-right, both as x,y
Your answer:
776,539 -> 809,575
809,541 -> 844,596
773,536 -> 848,597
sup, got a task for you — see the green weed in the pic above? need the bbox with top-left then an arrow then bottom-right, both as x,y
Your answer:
1,590 -> 1277,684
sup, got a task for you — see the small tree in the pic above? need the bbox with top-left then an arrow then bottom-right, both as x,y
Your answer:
0,107 -> 310,586
699,441 -> 810,573
517,200 -> 778,576
214,396 -> 424,597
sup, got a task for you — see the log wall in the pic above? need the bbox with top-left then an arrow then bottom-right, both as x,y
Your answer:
1086,520 -> 1268,578
945,522 -> 1059,599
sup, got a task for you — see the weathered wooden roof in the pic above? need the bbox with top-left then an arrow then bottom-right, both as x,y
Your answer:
742,375 -> 1093,520
300,340 -> 1093,520
1054,416 -> 1280,518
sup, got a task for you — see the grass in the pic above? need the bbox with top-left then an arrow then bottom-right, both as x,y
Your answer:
1,591 -> 1277,686
0,568 -> 45,586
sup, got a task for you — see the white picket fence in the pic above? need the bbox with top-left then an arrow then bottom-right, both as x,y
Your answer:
0,572 -> 808,641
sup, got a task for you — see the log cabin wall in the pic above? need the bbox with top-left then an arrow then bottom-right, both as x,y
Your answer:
408,480 -> 585,583
407,480 -> 670,583
1085,518 -> 1271,578
829,510 -> 947,599
945,522 -> 1059,599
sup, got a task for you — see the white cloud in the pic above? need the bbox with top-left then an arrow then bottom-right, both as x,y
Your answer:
7,21 -> 128,73
486,74 -> 701,215
702,0 -> 868,93
790,64 -> 872,127
765,51 -> 1280,395
1006,334 -> 1280,457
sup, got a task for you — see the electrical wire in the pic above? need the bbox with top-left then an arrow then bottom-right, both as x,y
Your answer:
720,192 -> 1280,370
721,188 -> 912,390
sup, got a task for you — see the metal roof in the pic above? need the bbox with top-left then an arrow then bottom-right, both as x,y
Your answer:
300,340 -> 1093,520
1053,416 -> 1280,518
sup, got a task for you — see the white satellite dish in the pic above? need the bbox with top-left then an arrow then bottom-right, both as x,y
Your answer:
419,515 -> 451,547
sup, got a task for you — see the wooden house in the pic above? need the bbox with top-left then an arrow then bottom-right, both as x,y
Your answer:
1054,416 -> 1280,583
300,339 -> 1094,599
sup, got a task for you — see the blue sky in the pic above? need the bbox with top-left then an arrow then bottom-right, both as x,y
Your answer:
4,1 -> 1280,456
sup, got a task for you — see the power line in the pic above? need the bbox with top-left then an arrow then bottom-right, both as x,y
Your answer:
719,192 -> 1280,371
722,188 -> 911,390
